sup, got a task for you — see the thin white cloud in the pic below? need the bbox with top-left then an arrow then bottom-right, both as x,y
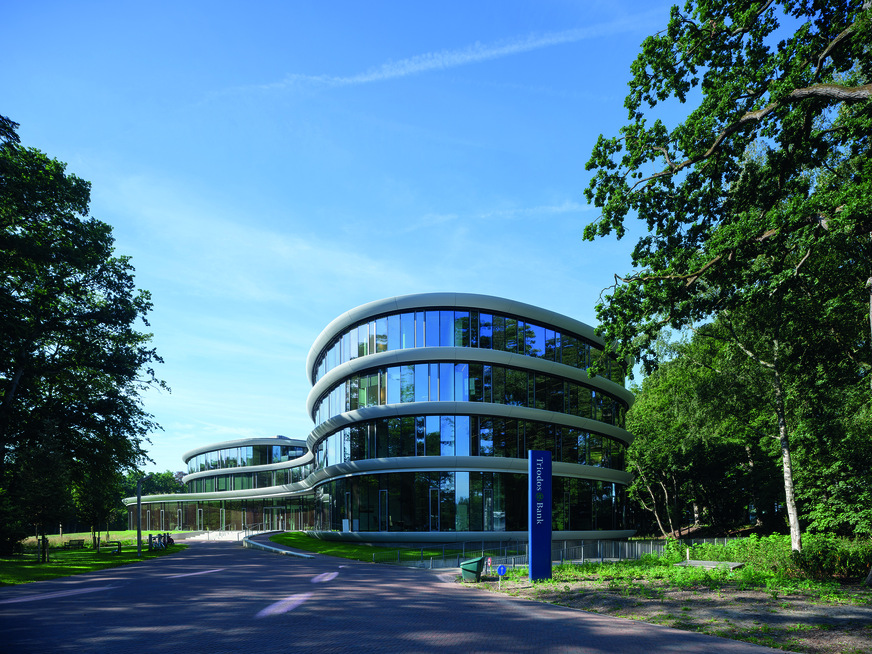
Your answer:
254,13 -> 660,92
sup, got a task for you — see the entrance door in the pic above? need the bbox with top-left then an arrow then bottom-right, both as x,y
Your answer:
344,492 -> 352,532
176,509 -> 182,530
484,489 -> 493,531
429,488 -> 440,531
378,490 -> 388,531
197,508 -> 203,531
220,508 -> 226,530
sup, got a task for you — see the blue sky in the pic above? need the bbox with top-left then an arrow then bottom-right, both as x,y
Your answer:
6,1 -> 678,473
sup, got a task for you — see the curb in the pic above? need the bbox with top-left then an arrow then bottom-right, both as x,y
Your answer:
242,535 -> 316,559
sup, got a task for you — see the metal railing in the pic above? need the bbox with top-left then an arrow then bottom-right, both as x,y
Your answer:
370,537 -> 740,570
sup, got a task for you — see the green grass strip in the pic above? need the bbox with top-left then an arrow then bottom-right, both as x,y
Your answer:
0,544 -> 187,585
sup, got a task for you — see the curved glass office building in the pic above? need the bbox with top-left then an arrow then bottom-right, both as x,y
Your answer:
127,293 -> 635,542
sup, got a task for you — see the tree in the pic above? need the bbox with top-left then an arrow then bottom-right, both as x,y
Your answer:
583,1 -> 871,551
0,116 -> 165,553
626,328 -> 781,536
120,470 -> 185,498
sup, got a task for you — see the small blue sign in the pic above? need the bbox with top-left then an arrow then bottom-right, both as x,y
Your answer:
497,565 -> 506,576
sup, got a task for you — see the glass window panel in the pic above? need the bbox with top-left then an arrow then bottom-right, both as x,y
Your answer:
479,418 -> 493,456
357,324 -> 368,357
377,316 -> 390,352
530,323 -> 546,358
440,416 -> 455,456
350,426 -> 365,460
454,311 -> 469,348
470,311 -> 479,348
601,395 -> 614,425
440,310 -> 454,347
439,362 -> 454,401
578,386 -> 592,419
399,313 -> 413,349
455,363 -> 469,402
455,416 -> 470,456
505,368 -> 527,406
387,366 -> 401,404
534,374 -> 547,410
415,311 -> 425,348
426,415 -> 441,456
376,420 -> 389,458
349,377 -> 359,411
479,313 -> 492,349
455,471 -> 469,531
492,365 -> 505,404
342,330 -> 352,363
386,314 -> 400,351
519,320 -> 529,356
562,334 -> 578,368
504,317 -> 518,353
430,363 -> 440,401
492,315 -> 505,351
468,363 -> 482,402
401,416 -> 416,457
401,365 -> 415,403
425,311 -> 439,347
588,433 -> 602,467
415,417 -> 426,456
415,364 -> 429,402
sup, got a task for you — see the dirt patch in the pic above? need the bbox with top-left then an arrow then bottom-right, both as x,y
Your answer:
471,576 -> 872,653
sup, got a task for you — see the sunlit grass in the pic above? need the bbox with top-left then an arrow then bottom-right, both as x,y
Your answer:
269,532 -> 462,562
0,544 -> 186,585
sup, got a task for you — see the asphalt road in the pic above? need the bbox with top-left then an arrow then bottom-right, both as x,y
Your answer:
0,540 -> 789,653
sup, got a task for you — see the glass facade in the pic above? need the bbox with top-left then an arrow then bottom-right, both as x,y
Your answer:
186,444 -> 306,474
185,461 -> 316,494
314,362 -> 627,428
315,473 -> 625,533
313,414 -> 625,471
314,309 -> 625,385
138,474 -> 624,534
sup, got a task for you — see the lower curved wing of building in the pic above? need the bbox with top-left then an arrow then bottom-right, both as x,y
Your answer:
125,293 -> 636,542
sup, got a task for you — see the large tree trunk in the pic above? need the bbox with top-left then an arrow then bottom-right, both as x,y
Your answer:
635,465 -> 671,538
772,351 -> 802,552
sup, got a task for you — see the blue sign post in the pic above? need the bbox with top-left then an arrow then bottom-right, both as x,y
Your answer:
528,449 -> 552,581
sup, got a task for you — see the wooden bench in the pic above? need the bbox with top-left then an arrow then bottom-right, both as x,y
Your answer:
61,539 -> 85,550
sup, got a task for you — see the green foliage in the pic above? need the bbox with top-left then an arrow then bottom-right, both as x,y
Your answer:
583,0 -> 872,550
0,116 -> 165,553
626,329 -> 783,535
121,470 -> 185,498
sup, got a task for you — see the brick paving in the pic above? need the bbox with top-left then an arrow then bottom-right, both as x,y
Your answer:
0,539 -> 791,653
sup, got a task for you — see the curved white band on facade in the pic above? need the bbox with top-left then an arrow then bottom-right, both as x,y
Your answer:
306,292 -> 606,384
306,346 -> 634,420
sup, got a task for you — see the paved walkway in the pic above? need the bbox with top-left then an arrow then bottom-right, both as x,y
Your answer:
0,539 -> 791,653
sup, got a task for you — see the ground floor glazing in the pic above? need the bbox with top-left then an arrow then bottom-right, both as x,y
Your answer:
131,472 -> 627,534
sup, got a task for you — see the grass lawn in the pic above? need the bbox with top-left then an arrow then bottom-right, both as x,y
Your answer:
0,543 -> 186,585
269,532 -> 466,562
